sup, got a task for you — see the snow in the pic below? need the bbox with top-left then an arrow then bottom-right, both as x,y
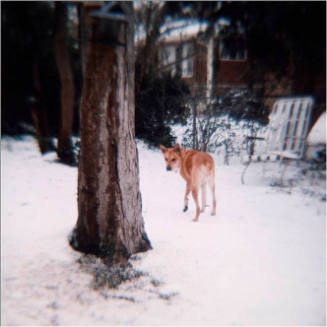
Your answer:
308,112 -> 326,145
1,135 -> 326,325
158,19 -> 208,42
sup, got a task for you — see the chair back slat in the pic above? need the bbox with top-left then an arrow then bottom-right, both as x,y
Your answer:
265,96 -> 314,159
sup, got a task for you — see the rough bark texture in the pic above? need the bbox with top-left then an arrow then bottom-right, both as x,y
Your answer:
55,2 -> 76,165
70,4 -> 151,264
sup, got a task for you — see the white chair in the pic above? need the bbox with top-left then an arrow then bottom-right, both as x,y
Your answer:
241,96 -> 314,184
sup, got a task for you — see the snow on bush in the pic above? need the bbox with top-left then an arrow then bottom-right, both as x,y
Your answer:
172,115 -> 267,165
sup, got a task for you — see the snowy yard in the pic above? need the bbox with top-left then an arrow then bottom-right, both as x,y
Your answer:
1,135 -> 326,325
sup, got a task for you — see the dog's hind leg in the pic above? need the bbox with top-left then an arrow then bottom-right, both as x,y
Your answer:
183,182 -> 191,212
191,187 -> 201,222
200,182 -> 207,212
208,175 -> 216,216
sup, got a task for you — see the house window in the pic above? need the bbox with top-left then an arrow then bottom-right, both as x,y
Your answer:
219,38 -> 246,61
182,43 -> 194,77
161,45 -> 176,75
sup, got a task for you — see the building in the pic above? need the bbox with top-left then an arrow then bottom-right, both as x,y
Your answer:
156,19 -> 254,98
152,18 -> 325,127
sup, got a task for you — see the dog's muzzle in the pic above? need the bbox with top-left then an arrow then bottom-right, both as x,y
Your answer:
166,166 -> 172,171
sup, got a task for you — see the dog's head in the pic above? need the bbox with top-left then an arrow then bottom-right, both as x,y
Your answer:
159,143 -> 184,172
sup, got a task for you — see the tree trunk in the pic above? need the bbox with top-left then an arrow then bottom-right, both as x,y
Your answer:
31,59 -> 56,154
54,2 -> 76,165
70,3 -> 152,265
77,3 -> 86,77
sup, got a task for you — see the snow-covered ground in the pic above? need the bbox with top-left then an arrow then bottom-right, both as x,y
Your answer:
1,135 -> 326,325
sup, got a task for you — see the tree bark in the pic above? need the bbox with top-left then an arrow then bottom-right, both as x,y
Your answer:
54,2 -> 76,165
70,3 -> 152,265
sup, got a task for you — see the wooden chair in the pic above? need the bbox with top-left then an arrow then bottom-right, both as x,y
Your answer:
241,96 -> 314,185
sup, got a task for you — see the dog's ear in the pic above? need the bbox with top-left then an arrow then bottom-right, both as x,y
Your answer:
174,143 -> 181,153
159,145 -> 167,153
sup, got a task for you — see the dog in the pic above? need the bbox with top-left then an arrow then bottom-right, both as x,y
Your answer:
159,143 -> 216,222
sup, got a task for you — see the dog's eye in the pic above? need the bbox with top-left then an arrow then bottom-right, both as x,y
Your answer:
165,158 -> 168,161
172,158 -> 176,162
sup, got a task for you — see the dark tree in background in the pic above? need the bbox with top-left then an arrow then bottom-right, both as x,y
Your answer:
54,2 -> 76,165
69,2 -> 151,264
202,1 -> 326,121
182,1 -> 326,78
1,2 -> 59,139
30,55 -> 57,154
1,1 -> 81,164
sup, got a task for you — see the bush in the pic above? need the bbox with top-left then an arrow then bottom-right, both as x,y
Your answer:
212,88 -> 270,125
135,73 -> 190,148
182,88 -> 269,164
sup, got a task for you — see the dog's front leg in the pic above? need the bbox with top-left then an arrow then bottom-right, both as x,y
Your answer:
183,182 -> 191,212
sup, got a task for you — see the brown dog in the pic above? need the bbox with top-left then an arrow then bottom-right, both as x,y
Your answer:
159,143 -> 216,222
